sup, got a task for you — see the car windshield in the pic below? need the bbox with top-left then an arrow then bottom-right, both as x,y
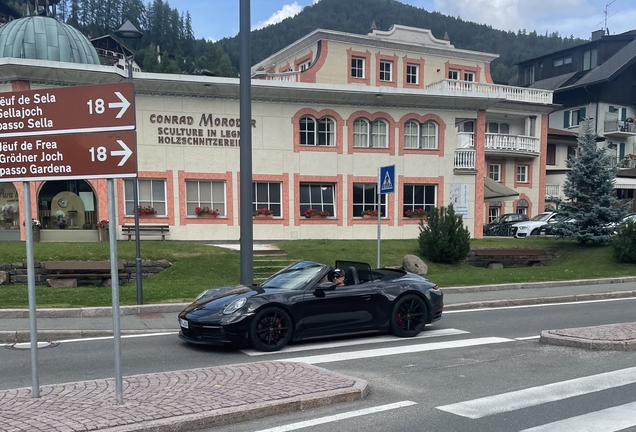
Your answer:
260,262 -> 325,290
531,213 -> 552,222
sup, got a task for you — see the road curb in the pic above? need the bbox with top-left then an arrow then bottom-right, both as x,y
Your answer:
444,289 -> 636,311
441,276 -> 636,294
540,323 -> 636,351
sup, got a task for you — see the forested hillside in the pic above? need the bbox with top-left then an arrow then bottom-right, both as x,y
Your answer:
4,0 -> 587,82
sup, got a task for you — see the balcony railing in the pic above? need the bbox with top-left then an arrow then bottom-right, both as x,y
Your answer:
604,119 -> 636,134
254,71 -> 301,82
545,184 -> 560,198
426,79 -> 553,104
457,132 -> 540,154
454,149 -> 476,170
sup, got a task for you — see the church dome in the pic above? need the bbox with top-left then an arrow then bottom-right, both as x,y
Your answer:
0,16 -> 100,64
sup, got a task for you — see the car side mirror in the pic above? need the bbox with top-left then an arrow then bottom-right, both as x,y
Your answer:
314,282 -> 336,297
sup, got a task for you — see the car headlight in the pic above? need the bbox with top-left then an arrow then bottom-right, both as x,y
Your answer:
223,297 -> 247,315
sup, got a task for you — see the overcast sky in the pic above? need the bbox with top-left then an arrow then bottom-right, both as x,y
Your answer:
168,0 -> 635,42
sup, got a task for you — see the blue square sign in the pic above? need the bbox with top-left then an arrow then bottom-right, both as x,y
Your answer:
379,165 -> 395,194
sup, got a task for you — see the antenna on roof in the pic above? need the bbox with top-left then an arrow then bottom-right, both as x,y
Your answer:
602,0 -> 618,35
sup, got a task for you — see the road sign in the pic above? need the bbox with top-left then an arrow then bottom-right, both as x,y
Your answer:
379,165 -> 395,194
0,82 -> 135,138
0,131 -> 137,182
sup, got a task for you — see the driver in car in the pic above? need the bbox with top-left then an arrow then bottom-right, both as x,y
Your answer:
333,268 -> 346,287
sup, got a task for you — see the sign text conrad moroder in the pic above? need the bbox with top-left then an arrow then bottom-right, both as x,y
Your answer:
0,139 -> 69,177
150,113 -> 257,147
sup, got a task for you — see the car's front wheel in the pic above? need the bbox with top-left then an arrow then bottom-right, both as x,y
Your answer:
390,294 -> 428,337
249,307 -> 293,352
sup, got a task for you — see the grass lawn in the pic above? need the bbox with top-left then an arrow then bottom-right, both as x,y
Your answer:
0,238 -> 633,308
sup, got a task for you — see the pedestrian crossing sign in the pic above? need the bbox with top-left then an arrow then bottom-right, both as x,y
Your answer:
379,165 -> 395,194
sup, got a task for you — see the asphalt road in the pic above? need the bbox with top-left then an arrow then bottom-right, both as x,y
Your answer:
1,297 -> 636,431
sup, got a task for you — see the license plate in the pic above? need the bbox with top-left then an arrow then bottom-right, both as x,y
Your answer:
179,318 -> 189,329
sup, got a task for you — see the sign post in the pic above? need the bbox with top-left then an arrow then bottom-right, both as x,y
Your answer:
378,165 -> 395,268
0,83 -> 136,403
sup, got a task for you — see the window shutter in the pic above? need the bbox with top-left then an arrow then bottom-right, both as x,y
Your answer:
563,111 -> 570,128
621,108 -> 627,121
619,143 -> 626,160
579,107 -> 586,119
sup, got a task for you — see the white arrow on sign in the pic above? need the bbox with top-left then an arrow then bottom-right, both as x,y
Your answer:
111,140 -> 133,166
108,91 -> 131,119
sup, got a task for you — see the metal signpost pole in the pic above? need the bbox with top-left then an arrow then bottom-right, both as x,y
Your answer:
377,167 -> 381,269
23,182 -> 39,398
115,20 -> 144,305
107,179 -> 124,405
239,0 -> 254,286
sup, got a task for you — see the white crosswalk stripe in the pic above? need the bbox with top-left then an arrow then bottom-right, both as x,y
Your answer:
241,328 -> 469,356
280,337 -> 512,364
520,401 -> 636,432
437,366 -> 636,419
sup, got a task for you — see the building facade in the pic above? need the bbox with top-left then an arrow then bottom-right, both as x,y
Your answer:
0,21 -> 554,242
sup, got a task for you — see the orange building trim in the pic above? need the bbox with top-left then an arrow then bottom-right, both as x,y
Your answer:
346,111 -> 396,155
291,108 -> 344,154
538,114 -> 548,213
474,110 -> 486,238
513,193 -> 533,216
118,171 -> 175,227
445,61 -> 481,82
346,48 -> 371,85
347,175 -> 394,225
293,174 -> 343,226
301,41 -> 328,83
402,56 -> 425,89
177,171 -> 234,226
375,53 -> 399,87
397,113 -> 446,157
397,176 -> 444,226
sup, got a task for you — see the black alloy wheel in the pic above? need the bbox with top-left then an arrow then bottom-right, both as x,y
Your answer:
249,307 -> 293,352
390,294 -> 428,337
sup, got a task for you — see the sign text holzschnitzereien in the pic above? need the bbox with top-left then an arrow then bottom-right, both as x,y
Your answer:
0,131 -> 137,182
0,83 -> 134,138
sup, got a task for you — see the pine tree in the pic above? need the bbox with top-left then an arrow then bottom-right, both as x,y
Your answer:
553,119 -> 627,244
418,204 -> 470,263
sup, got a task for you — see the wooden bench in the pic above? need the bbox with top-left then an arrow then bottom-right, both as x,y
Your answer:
43,261 -> 125,285
122,224 -> 170,241
469,249 -> 554,267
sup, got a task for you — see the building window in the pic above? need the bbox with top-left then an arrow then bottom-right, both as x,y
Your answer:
351,57 -> 364,78
299,183 -> 335,217
563,108 -> 586,128
404,120 -> 438,149
516,165 -> 528,183
448,70 -> 459,80
403,184 -> 436,216
298,61 -> 310,71
516,199 -> 529,215
252,182 -> 282,217
125,179 -> 166,216
567,146 -> 577,160
488,123 -> 510,134
488,202 -> 501,223
353,119 -> 388,148
464,71 -> 474,82
406,64 -> 418,84
553,56 -> 572,67
185,180 -> 226,216
522,66 -> 535,85
583,49 -> 597,71
489,164 -> 501,182
459,121 -> 474,133
379,60 -> 392,82
353,183 -> 386,218
547,144 -> 556,165
300,116 -> 335,146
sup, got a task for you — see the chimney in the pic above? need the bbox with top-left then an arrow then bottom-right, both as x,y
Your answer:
443,31 -> 450,41
591,29 -> 604,41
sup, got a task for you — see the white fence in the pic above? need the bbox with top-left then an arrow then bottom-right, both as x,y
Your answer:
427,79 -> 553,104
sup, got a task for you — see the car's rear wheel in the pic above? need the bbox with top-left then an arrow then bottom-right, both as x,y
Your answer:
390,294 -> 427,337
249,307 -> 293,352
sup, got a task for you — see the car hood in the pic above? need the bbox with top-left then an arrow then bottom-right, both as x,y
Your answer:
512,220 -> 546,229
181,285 -> 262,314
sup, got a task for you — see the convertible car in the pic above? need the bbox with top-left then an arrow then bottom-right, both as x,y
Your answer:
178,260 -> 443,351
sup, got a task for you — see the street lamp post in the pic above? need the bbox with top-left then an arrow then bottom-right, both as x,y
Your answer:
115,20 -> 144,305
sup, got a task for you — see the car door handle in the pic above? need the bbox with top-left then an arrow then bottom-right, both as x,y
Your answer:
361,295 -> 372,301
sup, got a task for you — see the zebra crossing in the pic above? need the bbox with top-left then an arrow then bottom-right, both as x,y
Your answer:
437,366 -> 636,431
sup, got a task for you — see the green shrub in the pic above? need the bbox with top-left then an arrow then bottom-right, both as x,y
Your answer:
612,220 -> 636,263
418,205 -> 470,263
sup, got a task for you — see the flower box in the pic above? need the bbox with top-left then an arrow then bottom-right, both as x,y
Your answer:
254,214 -> 274,219
362,214 -> 378,219
197,213 -> 218,219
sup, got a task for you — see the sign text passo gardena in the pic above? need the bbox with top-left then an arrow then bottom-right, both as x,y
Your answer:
0,82 -> 135,137
0,131 -> 137,181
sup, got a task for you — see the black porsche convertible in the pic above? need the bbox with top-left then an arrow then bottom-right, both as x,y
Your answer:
178,260 -> 443,351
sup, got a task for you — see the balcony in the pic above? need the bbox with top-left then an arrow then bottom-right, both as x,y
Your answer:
457,132 -> 540,157
545,184 -> 561,199
604,115 -> 636,139
426,79 -> 553,104
253,71 -> 300,82
454,149 -> 476,170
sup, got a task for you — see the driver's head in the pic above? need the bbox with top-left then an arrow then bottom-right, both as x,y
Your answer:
333,268 -> 345,283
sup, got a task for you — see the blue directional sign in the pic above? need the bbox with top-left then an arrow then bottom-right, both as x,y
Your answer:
379,165 -> 395,194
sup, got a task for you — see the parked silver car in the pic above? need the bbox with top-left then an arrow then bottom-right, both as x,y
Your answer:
511,212 -> 569,238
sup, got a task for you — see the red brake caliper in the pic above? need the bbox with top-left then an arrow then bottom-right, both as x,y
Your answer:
274,317 -> 282,340
397,313 -> 403,325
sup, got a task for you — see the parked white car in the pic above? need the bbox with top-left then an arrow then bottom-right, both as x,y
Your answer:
511,212 -> 569,238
